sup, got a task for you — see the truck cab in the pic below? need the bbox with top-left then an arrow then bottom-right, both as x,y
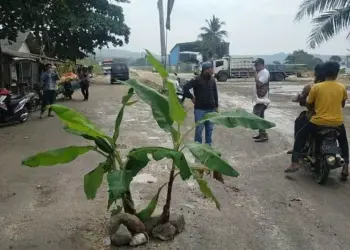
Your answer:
213,57 -> 255,82
213,59 -> 228,82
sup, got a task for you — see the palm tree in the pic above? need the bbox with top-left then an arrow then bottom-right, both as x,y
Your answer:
198,15 -> 228,60
295,0 -> 350,48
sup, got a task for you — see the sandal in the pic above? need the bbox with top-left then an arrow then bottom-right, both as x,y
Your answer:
284,167 -> 299,173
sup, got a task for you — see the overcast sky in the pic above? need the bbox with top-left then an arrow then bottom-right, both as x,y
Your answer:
121,0 -> 350,55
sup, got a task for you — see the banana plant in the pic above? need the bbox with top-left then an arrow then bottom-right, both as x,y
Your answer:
121,50 -> 276,223
22,89 -> 139,214
21,49 -> 276,225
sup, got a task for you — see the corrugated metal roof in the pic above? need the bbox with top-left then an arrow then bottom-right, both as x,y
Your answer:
2,47 -> 38,59
2,47 -> 62,63
0,31 -> 31,51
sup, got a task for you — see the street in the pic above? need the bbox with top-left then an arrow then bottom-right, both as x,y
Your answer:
1,74 -> 350,250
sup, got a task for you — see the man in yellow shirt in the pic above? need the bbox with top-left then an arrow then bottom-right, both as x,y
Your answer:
285,61 -> 349,180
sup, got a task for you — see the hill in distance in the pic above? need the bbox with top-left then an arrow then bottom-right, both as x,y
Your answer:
95,49 -> 346,64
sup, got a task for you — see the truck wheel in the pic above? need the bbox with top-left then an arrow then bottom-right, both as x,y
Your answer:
274,73 -> 284,81
218,74 -> 228,82
297,73 -> 302,78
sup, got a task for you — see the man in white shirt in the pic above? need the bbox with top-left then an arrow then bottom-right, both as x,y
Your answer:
252,58 -> 270,142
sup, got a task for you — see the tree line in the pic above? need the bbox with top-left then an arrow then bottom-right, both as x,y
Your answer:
0,0 -> 130,60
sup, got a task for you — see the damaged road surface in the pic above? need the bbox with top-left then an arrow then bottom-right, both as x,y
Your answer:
0,76 -> 350,250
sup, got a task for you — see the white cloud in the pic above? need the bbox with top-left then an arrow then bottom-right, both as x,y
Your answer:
121,0 -> 350,55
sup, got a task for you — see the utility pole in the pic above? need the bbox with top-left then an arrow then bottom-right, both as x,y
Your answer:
157,0 -> 167,71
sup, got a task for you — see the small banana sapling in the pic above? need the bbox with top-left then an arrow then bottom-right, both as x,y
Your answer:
22,49 -> 275,230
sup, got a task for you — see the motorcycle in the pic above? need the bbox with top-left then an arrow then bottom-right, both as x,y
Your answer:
27,84 -> 42,112
293,92 -> 344,184
173,73 -> 185,104
58,81 -> 74,99
0,89 -> 30,124
301,127 -> 344,184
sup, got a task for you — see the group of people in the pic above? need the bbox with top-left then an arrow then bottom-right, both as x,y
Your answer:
182,59 -> 349,180
39,63 -> 91,118
182,58 -> 271,144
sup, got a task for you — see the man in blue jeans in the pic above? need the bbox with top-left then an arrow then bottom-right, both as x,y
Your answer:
183,61 -> 218,145
183,61 -> 222,181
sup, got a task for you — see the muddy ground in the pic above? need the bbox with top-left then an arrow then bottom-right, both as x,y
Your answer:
1,73 -> 350,250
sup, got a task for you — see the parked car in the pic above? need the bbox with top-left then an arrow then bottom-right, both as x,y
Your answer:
110,63 -> 129,84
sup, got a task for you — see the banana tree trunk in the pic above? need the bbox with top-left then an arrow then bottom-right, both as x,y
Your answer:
122,190 -> 136,215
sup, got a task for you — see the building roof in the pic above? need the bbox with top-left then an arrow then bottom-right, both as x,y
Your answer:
2,47 -> 61,62
2,47 -> 38,59
0,31 -> 32,51
170,41 -> 230,54
1,31 -> 43,56
169,42 -> 199,53
1,31 -> 61,62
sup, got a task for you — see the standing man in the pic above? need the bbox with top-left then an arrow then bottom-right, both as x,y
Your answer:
79,66 -> 90,101
183,61 -> 218,146
252,58 -> 270,142
183,61 -> 223,182
40,64 -> 59,119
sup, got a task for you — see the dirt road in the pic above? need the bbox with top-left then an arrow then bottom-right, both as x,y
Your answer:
1,75 -> 350,250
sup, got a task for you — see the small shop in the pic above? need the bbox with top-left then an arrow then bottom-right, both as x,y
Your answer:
1,47 -> 60,94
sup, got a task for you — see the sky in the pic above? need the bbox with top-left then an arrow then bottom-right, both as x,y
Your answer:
121,0 -> 350,55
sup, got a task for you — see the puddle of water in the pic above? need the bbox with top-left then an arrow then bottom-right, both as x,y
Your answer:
269,85 -> 304,96
133,173 -> 158,184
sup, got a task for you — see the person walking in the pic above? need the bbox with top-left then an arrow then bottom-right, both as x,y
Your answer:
79,66 -> 90,101
252,58 -> 270,142
183,61 -> 218,146
39,64 -> 59,119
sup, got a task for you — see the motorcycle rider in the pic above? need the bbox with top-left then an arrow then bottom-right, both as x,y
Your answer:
285,61 -> 349,180
40,64 -> 59,118
287,63 -> 326,154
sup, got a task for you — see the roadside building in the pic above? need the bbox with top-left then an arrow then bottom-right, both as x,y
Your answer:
0,31 -> 60,93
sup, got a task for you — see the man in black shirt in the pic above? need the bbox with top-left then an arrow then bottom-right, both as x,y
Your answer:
183,61 -> 218,146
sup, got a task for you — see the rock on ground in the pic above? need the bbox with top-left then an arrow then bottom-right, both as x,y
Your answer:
120,213 -> 146,234
110,213 -> 146,236
130,233 -> 148,246
169,214 -> 185,234
152,222 -> 176,241
110,225 -> 132,247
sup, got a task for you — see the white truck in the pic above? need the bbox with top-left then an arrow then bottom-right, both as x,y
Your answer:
213,56 -> 255,82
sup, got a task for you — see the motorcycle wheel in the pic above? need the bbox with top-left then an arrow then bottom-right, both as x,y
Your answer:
19,107 -> 29,123
27,101 -> 35,112
314,156 -> 331,185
